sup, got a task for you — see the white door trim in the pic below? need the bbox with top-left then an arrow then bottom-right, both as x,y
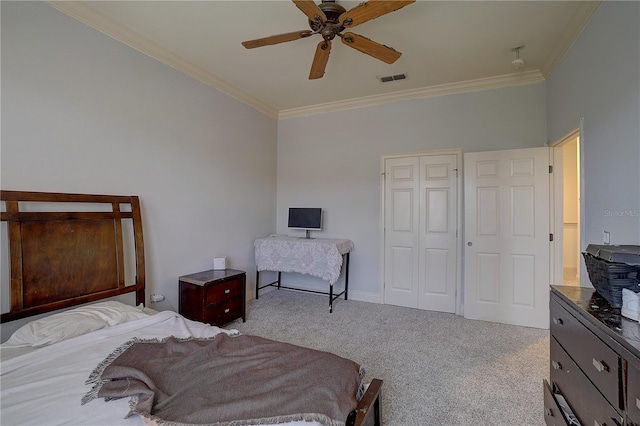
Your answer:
379,149 -> 463,315
549,124 -> 585,287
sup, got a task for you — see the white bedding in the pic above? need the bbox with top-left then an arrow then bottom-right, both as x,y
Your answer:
0,310 -> 322,426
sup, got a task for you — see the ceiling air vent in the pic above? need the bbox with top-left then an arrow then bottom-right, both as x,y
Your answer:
377,73 -> 408,83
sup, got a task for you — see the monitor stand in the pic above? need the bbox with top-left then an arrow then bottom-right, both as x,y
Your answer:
305,230 -> 313,239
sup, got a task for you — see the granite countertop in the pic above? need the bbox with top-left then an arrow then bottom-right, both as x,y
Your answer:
551,285 -> 640,357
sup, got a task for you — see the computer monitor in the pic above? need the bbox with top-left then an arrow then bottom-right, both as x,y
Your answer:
288,208 -> 322,238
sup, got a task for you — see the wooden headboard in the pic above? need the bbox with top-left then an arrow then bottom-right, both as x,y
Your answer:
1,191 -> 145,322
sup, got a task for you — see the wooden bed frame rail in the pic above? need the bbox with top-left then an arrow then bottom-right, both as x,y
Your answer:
1,190 -> 145,322
348,378 -> 383,426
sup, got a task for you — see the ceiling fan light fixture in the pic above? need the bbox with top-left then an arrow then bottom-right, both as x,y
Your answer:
243,0 -> 416,79
510,45 -> 525,70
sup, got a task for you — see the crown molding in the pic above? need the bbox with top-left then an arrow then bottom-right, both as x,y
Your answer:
278,70 -> 545,119
45,1 -> 280,120
45,1 -> 560,122
540,1 -> 601,78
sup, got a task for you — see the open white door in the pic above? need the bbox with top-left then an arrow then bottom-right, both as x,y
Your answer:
464,147 -> 550,329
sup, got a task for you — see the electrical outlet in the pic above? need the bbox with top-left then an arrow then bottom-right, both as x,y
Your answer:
603,231 -> 610,245
150,294 -> 165,303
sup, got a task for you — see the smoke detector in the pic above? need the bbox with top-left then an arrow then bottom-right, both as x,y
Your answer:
511,46 -> 525,70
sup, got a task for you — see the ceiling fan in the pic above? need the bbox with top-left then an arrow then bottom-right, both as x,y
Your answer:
242,0 -> 415,80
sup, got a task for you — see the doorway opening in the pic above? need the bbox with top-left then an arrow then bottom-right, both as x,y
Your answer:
551,129 -> 582,287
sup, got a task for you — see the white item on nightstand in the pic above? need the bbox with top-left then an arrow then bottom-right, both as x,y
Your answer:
213,257 -> 227,270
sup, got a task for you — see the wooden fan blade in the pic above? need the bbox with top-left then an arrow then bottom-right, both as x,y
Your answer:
242,30 -> 313,49
340,32 -> 401,64
292,0 -> 327,23
340,0 -> 415,28
309,40 -> 332,80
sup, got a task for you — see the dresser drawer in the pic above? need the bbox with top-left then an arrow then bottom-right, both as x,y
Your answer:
550,298 -> 621,408
543,379 -> 571,426
550,336 -> 623,426
628,360 -> 640,425
205,278 -> 243,305
204,297 -> 244,326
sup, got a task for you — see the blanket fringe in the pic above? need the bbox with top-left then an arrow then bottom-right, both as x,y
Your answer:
82,335 -> 222,405
81,338 -> 138,405
356,366 -> 366,402
83,334 -> 356,426
133,410 -> 346,426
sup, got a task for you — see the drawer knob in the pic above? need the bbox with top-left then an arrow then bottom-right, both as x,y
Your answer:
551,360 -> 563,370
224,308 -> 230,314
552,317 -> 564,325
592,358 -> 609,373
224,289 -> 231,294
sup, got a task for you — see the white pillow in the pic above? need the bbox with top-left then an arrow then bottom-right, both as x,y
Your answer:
3,301 -> 149,348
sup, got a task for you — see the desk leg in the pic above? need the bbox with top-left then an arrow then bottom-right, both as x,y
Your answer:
277,272 -> 281,289
255,270 -> 260,300
329,284 -> 333,313
344,252 -> 350,300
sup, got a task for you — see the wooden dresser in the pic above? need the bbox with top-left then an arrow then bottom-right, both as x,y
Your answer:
179,269 -> 246,327
545,285 -> 640,426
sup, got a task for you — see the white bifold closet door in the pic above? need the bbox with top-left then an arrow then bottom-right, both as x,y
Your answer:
463,147 -> 550,329
383,154 -> 458,313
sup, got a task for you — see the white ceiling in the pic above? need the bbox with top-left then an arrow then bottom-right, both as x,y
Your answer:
48,1 -> 599,119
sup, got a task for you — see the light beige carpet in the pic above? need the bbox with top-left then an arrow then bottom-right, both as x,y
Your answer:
229,289 -> 549,426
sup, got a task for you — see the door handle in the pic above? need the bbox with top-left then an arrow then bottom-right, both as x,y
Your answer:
551,360 -> 562,370
552,317 -> 563,325
467,242 -> 473,246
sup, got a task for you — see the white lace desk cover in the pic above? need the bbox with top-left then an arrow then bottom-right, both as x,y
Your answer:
254,236 -> 354,285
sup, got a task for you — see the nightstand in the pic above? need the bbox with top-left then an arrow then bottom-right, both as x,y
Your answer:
178,269 -> 246,326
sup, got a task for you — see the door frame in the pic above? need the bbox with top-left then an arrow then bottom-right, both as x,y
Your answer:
379,149 -> 464,315
549,121 -> 585,287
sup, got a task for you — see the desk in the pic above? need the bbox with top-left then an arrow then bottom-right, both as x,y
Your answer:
254,236 -> 354,312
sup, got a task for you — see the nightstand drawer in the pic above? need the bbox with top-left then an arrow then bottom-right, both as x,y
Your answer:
551,298 -> 621,408
550,336 -> 623,426
205,298 -> 244,326
205,278 -> 243,305
179,269 -> 246,326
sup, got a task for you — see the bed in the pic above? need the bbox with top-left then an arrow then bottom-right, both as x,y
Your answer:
0,190 -> 382,426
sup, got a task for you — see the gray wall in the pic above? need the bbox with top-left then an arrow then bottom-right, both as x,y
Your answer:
547,1 -> 640,247
1,1 -> 278,338
277,84 -> 547,300
3,0 -> 637,330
